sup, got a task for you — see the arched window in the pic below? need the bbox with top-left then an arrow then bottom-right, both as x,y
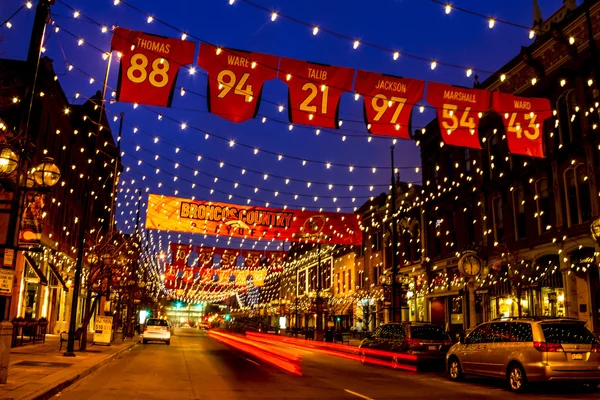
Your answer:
535,178 -> 551,234
563,164 -> 591,226
513,187 -> 526,240
556,90 -> 581,147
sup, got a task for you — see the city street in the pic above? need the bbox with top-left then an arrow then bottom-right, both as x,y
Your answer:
57,328 -> 598,400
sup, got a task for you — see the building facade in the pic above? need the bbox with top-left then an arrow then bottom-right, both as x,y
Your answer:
419,0 -> 600,335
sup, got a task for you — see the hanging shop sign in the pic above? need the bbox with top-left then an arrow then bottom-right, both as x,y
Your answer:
354,71 -> 425,138
426,82 -> 491,149
146,194 -> 362,245
279,57 -> 354,128
197,44 -> 279,122
170,243 -> 193,267
492,92 -> 552,158
110,27 -> 195,107
18,192 -> 45,246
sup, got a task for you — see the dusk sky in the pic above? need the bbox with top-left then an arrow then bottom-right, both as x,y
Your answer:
0,0 -> 570,255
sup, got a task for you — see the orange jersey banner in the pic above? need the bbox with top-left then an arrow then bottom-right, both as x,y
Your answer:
146,194 -> 362,245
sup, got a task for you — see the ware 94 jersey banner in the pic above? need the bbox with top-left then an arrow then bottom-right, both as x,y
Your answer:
111,27 -> 196,107
197,44 -> 278,123
279,57 -> 354,128
354,70 -> 425,138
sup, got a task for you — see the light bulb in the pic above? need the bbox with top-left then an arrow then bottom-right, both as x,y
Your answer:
445,4 -> 451,14
353,40 -> 360,49
313,26 -> 319,35
488,18 -> 495,29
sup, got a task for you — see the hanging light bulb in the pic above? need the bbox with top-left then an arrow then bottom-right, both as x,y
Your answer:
271,12 -> 278,22
445,4 -> 451,14
313,26 -> 319,35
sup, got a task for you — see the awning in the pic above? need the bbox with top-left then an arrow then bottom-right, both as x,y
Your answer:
24,253 -> 48,286
48,263 -> 69,292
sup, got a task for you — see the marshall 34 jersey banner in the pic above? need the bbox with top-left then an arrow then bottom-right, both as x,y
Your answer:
279,57 -> 354,128
492,92 -> 552,158
426,82 -> 491,149
111,27 -> 195,107
197,44 -> 279,123
354,70 -> 425,139
146,194 -> 362,245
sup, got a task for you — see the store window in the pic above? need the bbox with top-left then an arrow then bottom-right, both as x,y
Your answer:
373,231 -> 382,251
358,269 -> 365,289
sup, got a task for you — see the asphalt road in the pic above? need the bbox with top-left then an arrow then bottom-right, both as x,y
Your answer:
57,328 -> 600,400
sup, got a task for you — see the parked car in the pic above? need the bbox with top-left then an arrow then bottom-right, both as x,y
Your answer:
446,317 -> 600,392
142,318 -> 171,345
359,322 -> 452,369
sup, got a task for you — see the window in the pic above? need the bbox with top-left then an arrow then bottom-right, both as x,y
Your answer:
372,265 -> 381,285
298,270 -> 306,295
466,324 -> 489,344
373,231 -> 382,251
512,323 -> 533,342
403,231 -> 413,264
358,269 -> 365,289
556,90 -> 581,147
410,325 -> 450,340
488,322 -> 511,343
492,195 -> 504,243
381,324 -> 405,339
447,212 -> 456,249
336,273 -> 340,294
535,178 -> 551,234
513,187 -> 526,240
564,165 -> 591,226
464,148 -> 471,173
464,205 -> 475,246
347,271 -> 352,292
540,323 -> 599,344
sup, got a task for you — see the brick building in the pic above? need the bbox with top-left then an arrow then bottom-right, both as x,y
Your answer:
419,0 -> 600,334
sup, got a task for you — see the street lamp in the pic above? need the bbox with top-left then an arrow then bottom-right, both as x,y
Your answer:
32,158 -> 61,187
590,218 -> 600,243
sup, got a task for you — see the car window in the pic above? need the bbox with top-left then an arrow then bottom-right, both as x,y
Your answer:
410,325 -> 449,340
380,325 -> 398,339
146,319 -> 168,326
511,323 -> 533,342
372,327 -> 383,337
541,323 -> 600,344
388,325 -> 405,339
466,324 -> 489,344
488,322 -> 511,343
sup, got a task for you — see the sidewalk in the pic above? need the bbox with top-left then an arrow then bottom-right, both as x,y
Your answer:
0,333 -> 138,400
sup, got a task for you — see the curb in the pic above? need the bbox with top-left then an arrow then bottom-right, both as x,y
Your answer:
24,341 -> 138,400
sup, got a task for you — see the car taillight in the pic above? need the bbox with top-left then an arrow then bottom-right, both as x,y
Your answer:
443,340 -> 452,346
406,338 -> 423,346
533,342 -> 563,352
592,344 -> 600,353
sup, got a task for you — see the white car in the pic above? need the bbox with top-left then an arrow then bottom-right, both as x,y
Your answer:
142,318 -> 171,345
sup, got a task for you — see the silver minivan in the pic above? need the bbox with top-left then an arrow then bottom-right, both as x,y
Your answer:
446,317 -> 600,392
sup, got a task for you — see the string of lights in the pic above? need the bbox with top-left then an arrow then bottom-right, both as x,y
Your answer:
0,3 -> 29,29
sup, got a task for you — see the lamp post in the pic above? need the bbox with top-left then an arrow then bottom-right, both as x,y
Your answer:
390,146 -> 400,322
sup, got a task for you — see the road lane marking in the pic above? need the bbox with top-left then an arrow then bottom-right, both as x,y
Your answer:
344,389 -> 374,400
245,358 -> 260,366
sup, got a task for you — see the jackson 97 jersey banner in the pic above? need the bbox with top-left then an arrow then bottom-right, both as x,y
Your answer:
426,82 -> 491,149
354,70 -> 425,139
146,194 -> 362,245
111,27 -> 196,107
279,57 -> 354,128
492,92 -> 551,158
197,44 -> 278,123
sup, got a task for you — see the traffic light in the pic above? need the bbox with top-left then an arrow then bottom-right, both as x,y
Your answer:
225,314 -> 231,321
175,302 -> 183,309
336,317 -> 341,322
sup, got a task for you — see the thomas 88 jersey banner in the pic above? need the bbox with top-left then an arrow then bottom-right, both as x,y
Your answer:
111,27 -> 196,107
279,57 -> 354,128
197,44 -> 279,123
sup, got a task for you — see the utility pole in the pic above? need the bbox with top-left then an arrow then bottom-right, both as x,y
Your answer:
390,146 -> 399,322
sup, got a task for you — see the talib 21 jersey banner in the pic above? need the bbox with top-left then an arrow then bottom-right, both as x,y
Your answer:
146,194 -> 362,245
197,44 -> 278,123
111,27 -> 196,107
426,82 -> 491,149
354,70 -> 425,139
279,57 -> 354,128
492,92 -> 551,158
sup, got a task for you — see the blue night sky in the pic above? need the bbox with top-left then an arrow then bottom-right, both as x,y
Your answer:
0,0 -> 571,255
